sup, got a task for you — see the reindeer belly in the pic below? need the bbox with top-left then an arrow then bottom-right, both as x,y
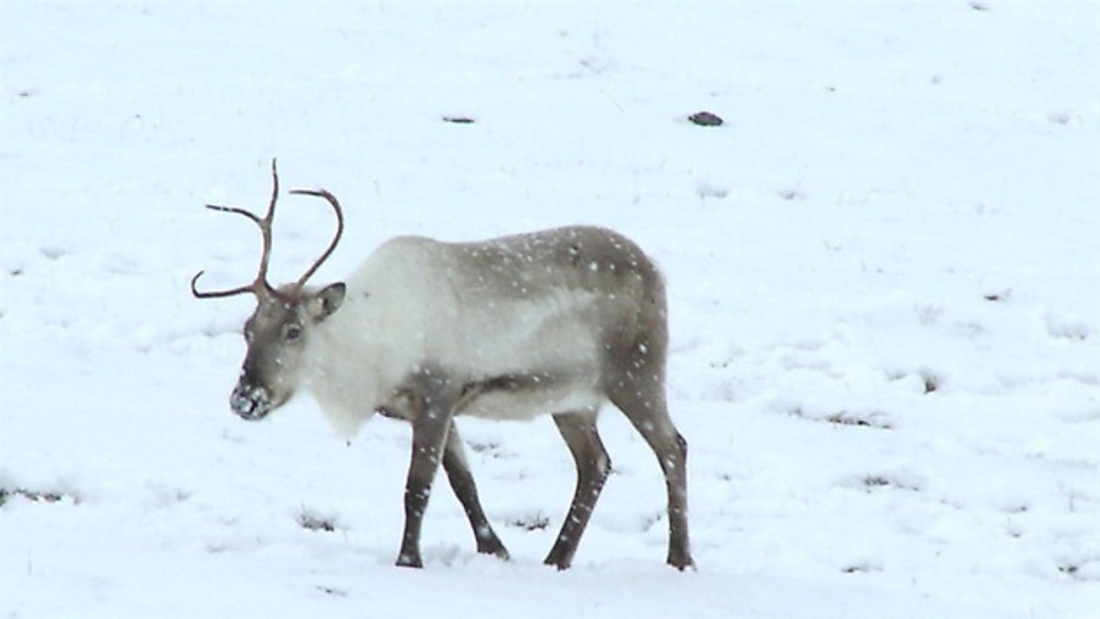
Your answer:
459,369 -> 602,420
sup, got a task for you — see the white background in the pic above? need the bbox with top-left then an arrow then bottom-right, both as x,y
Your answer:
1,2 -> 1097,617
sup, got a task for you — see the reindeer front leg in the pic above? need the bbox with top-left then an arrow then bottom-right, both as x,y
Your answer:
396,407 -> 451,568
394,368 -> 464,568
443,425 -> 509,560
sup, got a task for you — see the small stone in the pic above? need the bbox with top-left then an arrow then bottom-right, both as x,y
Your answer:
688,111 -> 723,127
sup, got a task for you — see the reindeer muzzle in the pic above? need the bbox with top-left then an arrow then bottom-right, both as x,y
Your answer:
230,380 -> 273,421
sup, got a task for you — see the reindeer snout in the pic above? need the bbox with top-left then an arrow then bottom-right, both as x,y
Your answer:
230,380 -> 272,421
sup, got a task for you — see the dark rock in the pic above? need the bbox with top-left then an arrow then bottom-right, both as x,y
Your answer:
688,111 -> 724,127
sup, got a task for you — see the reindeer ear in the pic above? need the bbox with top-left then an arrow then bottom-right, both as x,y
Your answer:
308,283 -> 346,321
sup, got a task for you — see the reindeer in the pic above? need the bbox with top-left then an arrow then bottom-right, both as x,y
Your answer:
192,162 -> 693,571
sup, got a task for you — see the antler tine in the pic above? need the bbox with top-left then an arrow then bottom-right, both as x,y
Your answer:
203,203 -> 263,224
190,159 -> 281,300
288,188 -> 345,290
190,270 -> 259,299
256,159 -> 280,281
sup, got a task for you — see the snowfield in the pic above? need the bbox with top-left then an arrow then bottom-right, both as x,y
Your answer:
1,2 -> 1097,617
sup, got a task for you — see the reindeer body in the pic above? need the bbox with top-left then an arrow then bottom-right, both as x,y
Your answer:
194,163 -> 693,571
308,227 -> 656,433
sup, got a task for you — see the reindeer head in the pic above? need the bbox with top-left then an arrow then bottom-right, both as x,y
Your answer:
192,161 -> 347,421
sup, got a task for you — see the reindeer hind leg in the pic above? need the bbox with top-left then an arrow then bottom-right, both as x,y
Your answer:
544,409 -> 611,570
606,337 -> 694,570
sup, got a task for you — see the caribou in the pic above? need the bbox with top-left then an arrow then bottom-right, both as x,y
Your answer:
192,161 -> 694,570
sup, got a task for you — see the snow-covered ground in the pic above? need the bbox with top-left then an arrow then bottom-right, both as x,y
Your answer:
1,2 -> 1097,617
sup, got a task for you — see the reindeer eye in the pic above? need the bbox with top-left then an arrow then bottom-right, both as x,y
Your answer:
284,324 -> 303,342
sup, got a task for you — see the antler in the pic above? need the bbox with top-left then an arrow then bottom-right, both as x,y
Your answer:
191,159 -> 281,299
287,188 -> 344,292
191,160 -> 346,300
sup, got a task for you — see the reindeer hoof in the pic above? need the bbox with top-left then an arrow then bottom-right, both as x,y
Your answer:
396,553 -> 423,569
477,537 -> 511,561
486,546 -> 511,562
543,553 -> 572,571
668,554 -> 696,571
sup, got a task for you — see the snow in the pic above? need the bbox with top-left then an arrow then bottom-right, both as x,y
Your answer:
1,1 -> 1097,617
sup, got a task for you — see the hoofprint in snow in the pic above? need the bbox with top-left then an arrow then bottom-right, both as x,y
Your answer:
1,3 -> 1097,618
